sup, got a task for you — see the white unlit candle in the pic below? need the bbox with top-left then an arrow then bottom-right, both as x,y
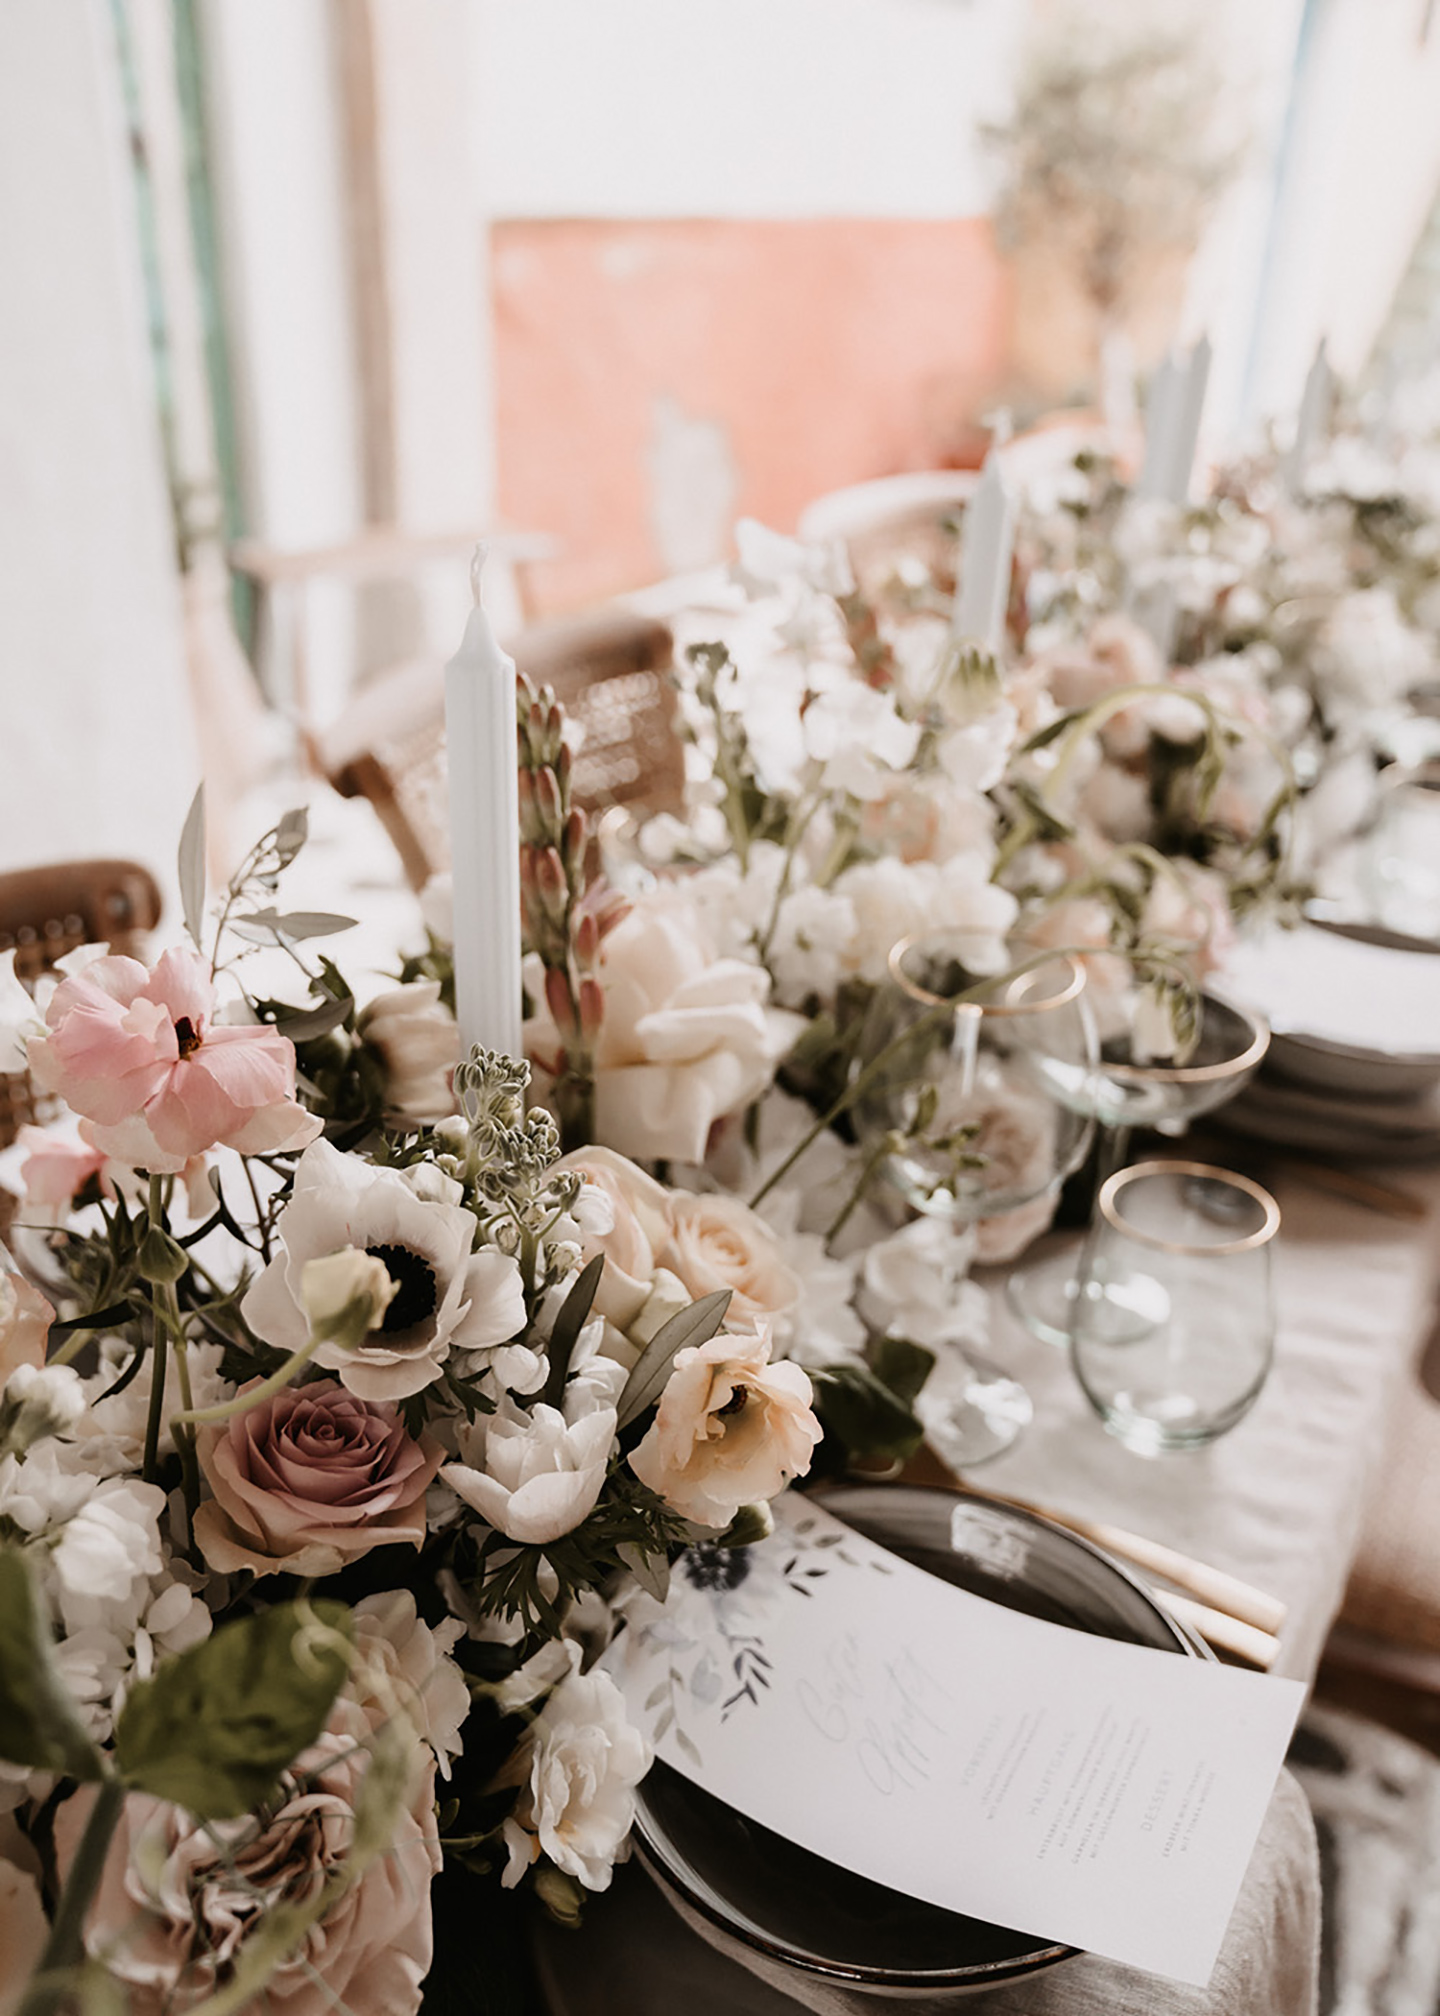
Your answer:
1170,334 -> 1212,505
1283,339 -> 1332,494
444,546 -> 523,1062
952,451 -> 1016,652
1136,350 -> 1182,502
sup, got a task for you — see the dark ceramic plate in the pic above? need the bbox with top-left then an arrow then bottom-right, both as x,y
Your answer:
625,1484 -> 1207,2001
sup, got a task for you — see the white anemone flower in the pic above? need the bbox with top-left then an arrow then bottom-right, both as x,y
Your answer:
241,1139 -> 526,1402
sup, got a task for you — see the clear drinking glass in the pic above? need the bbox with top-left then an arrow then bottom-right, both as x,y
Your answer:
850,934 -> 1098,1462
1007,993 -> 1270,1347
1069,1160 -> 1279,1455
1359,762 -> 1440,940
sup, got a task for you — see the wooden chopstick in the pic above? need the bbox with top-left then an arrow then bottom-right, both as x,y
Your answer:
899,1446 -> 1290,1646
1155,1591 -> 1280,1670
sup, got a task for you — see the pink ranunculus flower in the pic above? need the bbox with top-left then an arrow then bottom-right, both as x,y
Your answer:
27,946 -> 321,1173
16,1127 -> 113,1210
53,1696 -> 441,2016
628,1318 -> 822,1530
192,1379 -> 446,1579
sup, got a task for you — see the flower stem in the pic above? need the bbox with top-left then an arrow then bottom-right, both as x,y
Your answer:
20,1775 -> 125,2016
171,1330 -> 322,1430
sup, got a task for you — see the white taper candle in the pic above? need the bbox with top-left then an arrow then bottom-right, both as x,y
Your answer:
952,451 -> 1017,652
444,545 -> 523,1062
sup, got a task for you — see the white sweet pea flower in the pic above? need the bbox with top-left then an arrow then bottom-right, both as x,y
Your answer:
934,702 -> 1018,794
49,1476 -> 166,1602
733,516 -> 854,601
835,857 -> 1017,985
242,1138 -> 526,1402
802,684 -> 921,801
353,1589 -> 471,1780
441,1391 -> 616,1545
499,1665 -> 651,1893
860,1217 -> 982,1350
0,1362 -> 85,1455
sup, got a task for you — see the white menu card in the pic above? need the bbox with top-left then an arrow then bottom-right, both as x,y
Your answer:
608,1497 -> 1304,1987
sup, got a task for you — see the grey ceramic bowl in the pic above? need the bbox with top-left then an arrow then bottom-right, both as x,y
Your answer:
624,1484 -> 1207,2012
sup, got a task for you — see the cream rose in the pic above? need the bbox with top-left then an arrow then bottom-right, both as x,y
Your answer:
660,1192 -> 802,1329
500,1665 -> 651,1893
553,1146 -> 673,1330
531,888 -> 803,1164
54,1698 -> 441,2016
628,1319 -> 822,1530
357,979 -> 461,1125
193,1380 -> 445,1578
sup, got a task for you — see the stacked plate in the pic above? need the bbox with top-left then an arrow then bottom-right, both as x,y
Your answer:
1217,922 -> 1440,1161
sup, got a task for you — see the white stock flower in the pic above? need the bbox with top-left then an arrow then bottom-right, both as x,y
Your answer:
733,516 -> 854,601
1317,588 -> 1433,708
0,1362 -> 85,1455
50,1476 -> 166,1601
242,1139 -> 525,1401
934,702 -> 1018,794
500,1665 -> 651,1893
441,1389 -> 616,1545
358,980 -> 461,1126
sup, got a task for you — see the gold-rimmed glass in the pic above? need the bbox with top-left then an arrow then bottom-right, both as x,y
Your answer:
1069,1160 -> 1280,1454
1007,992 -> 1270,1347
850,933 -> 1099,1463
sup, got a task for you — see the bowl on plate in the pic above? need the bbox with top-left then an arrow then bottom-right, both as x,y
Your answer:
620,1484 -> 1207,2013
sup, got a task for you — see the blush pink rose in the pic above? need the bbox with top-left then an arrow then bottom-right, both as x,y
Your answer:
54,1697 -> 441,2016
629,1318 -> 821,1529
27,946 -> 321,1172
660,1192 -> 803,1329
553,1145 -> 673,1329
193,1380 -> 445,1578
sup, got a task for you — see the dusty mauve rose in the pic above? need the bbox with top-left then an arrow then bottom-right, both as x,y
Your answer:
54,1697 -> 441,2016
628,1319 -> 821,1529
193,1379 -> 445,1578
661,1192 -> 802,1329
552,1145 -> 672,1330
0,1272 -> 52,1387
27,946 -> 320,1172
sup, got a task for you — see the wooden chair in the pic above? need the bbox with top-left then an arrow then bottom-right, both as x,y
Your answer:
320,608 -> 682,891
0,860 -> 163,1150
797,470 -> 980,603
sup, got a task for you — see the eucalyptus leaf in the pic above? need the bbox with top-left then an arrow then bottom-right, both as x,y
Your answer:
271,990 -> 354,1043
115,1600 -> 352,1818
541,1254 -> 604,1410
616,1289 -> 732,1431
810,1362 -> 926,1467
230,909 -> 358,946
0,1548 -> 105,1780
273,805 -> 310,868
178,784 -> 207,948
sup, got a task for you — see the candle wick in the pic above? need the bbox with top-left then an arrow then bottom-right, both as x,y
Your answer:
469,541 -> 490,607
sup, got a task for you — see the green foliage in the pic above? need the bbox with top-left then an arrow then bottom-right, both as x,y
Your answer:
0,1548 -> 105,1781
616,1289 -> 732,1431
114,1601 -> 353,1819
809,1356 -> 930,1470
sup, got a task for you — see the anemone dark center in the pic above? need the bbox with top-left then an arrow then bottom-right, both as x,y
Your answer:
715,1385 -> 749,1419
173,1016 -> 202,1059
365,1244 -> 439,1335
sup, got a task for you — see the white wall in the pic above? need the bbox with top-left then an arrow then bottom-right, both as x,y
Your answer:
0,0 -> 196,891
474,0 -> 1022,220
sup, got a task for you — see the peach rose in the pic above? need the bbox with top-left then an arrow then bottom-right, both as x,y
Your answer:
553,1145 -> 673,1330
660,1192 -> 802,1328
54,1697 -> 441,2016
193,1380 -> 445,1578
0,1272 -> 52,1387
628,1318 -> 821,1530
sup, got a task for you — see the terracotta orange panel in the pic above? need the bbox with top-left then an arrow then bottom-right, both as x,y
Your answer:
491,217 -> 1010,613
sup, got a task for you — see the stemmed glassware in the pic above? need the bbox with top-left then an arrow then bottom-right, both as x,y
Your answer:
849,931 -> 1099,1462
1005,992 -> 1269,1348
1069,1160 -> 1280,1453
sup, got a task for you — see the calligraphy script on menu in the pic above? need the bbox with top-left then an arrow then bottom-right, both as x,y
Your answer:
606,1497 -> 1303,1986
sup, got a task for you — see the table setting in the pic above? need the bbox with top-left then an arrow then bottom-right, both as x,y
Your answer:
5,359 -> 1440,2016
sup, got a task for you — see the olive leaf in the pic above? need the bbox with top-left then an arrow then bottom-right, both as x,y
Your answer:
177,783 -> 207,949
616,1289 -> 732,1431
542,1254 -> 605,1410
